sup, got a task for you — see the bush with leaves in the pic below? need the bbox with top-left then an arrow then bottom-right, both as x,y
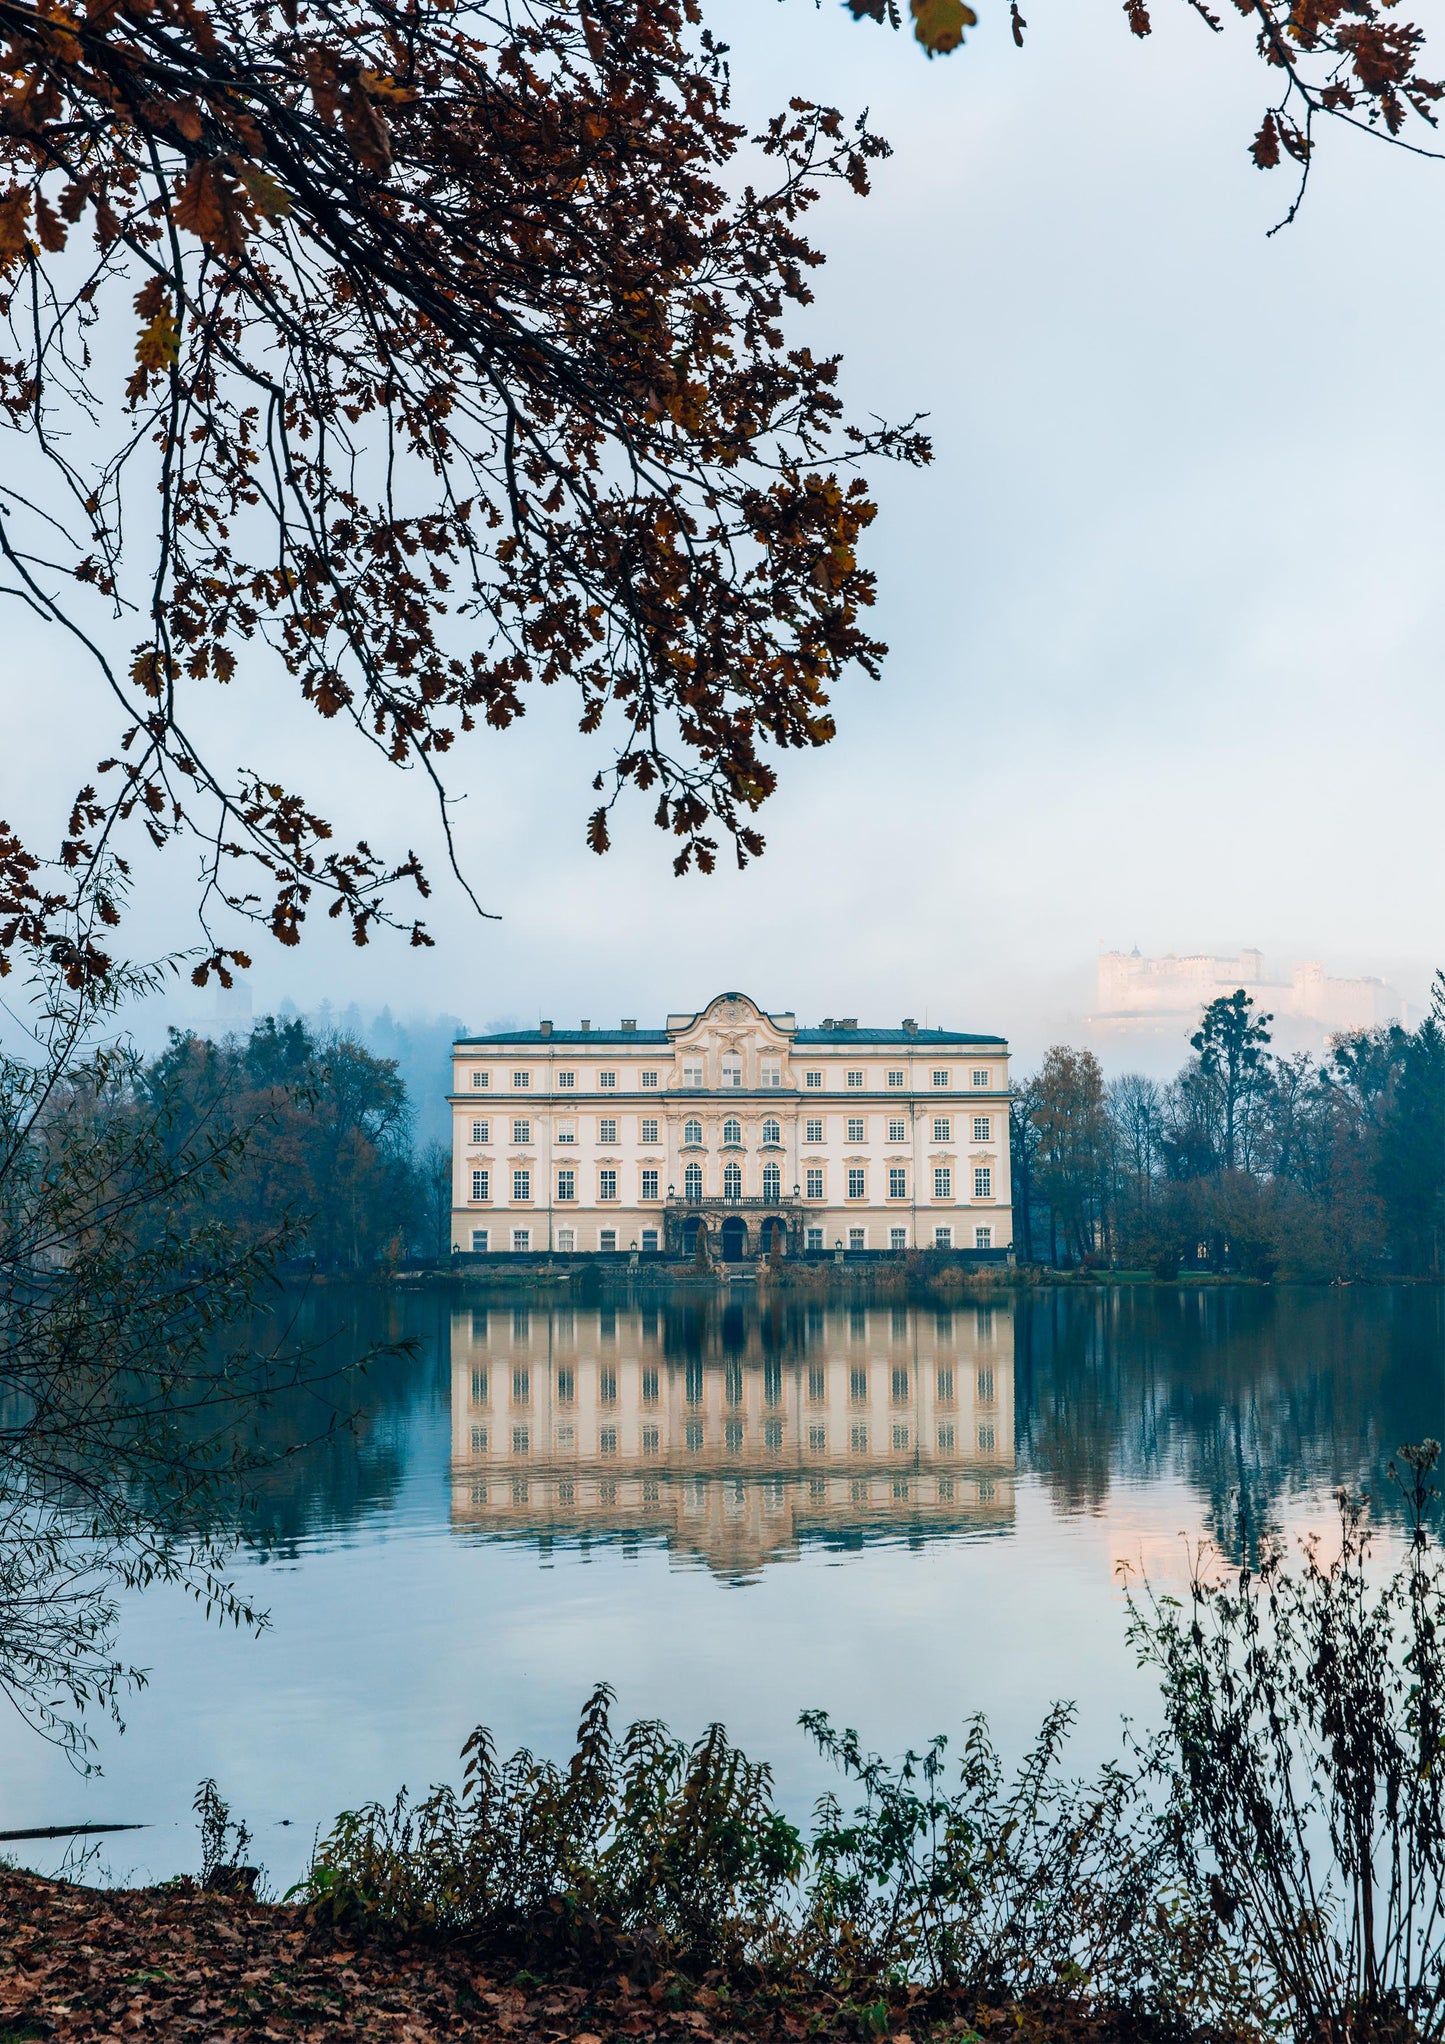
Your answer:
1128,1442 -> 1445,2044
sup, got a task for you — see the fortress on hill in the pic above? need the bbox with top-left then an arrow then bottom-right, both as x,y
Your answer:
1092,948 -> 1402,1051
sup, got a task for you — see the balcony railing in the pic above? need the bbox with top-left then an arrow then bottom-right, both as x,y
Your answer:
665,1193 -> 806,1209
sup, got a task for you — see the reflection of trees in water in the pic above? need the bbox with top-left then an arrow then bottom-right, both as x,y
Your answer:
230,1287 -> 451,1554
215,1286 -> 1441,1570
1014,1289 -> 1444,1550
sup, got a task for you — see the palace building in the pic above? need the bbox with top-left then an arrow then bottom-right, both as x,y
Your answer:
449,990 -> 1012,1259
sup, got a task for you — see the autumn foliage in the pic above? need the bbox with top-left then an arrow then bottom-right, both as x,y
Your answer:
0,0 -> 1439,984
0,0 -> 928,982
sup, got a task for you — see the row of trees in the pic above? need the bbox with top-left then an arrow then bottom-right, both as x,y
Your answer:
1010,976 -> 1445,1280
141,1017 -> 450,1270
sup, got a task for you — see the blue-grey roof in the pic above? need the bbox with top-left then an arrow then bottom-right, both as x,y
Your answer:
793,1029 -> 1003,1046
454,1026 -> 1003,1047
454,1029 -> 670,1046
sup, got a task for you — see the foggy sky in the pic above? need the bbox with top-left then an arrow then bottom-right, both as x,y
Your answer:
6,0 -> 1443,1065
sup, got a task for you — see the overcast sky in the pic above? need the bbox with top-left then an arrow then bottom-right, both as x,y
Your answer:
7,0 -> 1443,1064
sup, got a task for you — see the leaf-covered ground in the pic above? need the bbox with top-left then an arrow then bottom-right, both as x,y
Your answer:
0,1869 -> 913,2044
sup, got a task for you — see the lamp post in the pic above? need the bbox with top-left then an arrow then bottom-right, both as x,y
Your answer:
629,1237 -> 639,1273
834,1237 -> 844,1265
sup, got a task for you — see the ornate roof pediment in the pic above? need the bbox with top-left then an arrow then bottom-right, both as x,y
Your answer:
668,991 -> 794,1053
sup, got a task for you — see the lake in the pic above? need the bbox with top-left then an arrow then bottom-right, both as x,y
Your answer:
3,1283 -> 1440,1894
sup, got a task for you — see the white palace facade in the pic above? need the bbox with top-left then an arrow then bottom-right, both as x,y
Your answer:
449,991 -> 1012,1260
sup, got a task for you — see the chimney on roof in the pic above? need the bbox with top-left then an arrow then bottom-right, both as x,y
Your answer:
821,1018 -> 835,1030
621,1018 -> 637,1031
580,1019 -> 591,1032
903,1018 -> 918,1034
539,1019 -> 553,1037
840,1017 -> 858,1030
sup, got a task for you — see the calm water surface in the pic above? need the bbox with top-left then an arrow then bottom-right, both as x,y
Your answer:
5,1285 -> 1440,1891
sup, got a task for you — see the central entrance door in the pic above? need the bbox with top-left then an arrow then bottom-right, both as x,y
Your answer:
720,1215 -> 748,1263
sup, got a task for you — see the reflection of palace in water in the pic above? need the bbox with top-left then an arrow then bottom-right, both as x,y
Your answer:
449,1303 -> 1014,1575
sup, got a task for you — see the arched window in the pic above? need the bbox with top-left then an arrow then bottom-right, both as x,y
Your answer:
723,1161 -> 743,1199
722,1117 -> 742,1146
761,1117 -> 781,1146
762,1163 -> 781,1202
683,1118 -> 703,1146
684,1162 -> 704,1201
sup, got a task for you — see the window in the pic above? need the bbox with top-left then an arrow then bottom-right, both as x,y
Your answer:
805,1167 -> 824,1199
641,1228 -> 659,1251
512,1228 -> 531,1251
887,1069 -> 905,1088
847,1167 -> 865,1198
847,1117 -> 865,1144
598,1117 -> 617,1144
849,1226 -> 866,1250
685,1421 -> 704,1452
721,1055 -> 742,1088
512,1365 -> 530,1403
642,1425 -> 660,1456
934,1226 -> 953,1249
722,1116 -> 742,1145
932,1069 -> 950,1088
599,1426 -> 617,1456
723,1161 -> 743,1198
972,1068 -> 991,1087
888,1118 -> 906,1143
471,1229 -> 489,1252
846,1069 -> 864,1089
977,1367 -> 995,1402
973,1116 -> 991,1143
512,1425 -> 530,1453
684,1162 -> 704,1200
683,1117 -> 703,1146
933,1117 -> 951,1142
470,1169 -> 489,1202
599,1168 -> 618,1201
761,1117 -> 781,1145
557,1168 -> 575,1201
513,1070 -> 531,1089
892,1425 -> 910,1451
808,1423 -> 827,1452
974,1166 -> 993,1200
556,1122 -> 575,1144
850,1423 -> 868,1453
890,1226 -> 907,1251
683,1063 -> 703,1087
556,1228 -> 575,1251
470,1118 -> 489,1143
470,1069 -> 489,1089
762,1163 -> 781,1201
640,1118 -> 660,1144
641,1069 -> 658,1088
760,1062 -> 780,1088
599,1228 -> 617,1251
975,1225 -> 993,1249
600,1367 -> 617,1403
552,1070 -> 575,1092
599,1069 -> 616,1089
978,1424 -> 996,1453
641,1168 -> 659,1200
934,1167 -> 952,1199
891,1367 -> 909,1401
889,1167 -> 907,1199
937,1366 -> 954,1400
938,1424 -> 955,1452
806,1227 -> 824,1250
513,1169 -> 531,1200
805,1117 -> 824,1143
805,1069 -> 823,1089
512,1118 -> 531,1144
